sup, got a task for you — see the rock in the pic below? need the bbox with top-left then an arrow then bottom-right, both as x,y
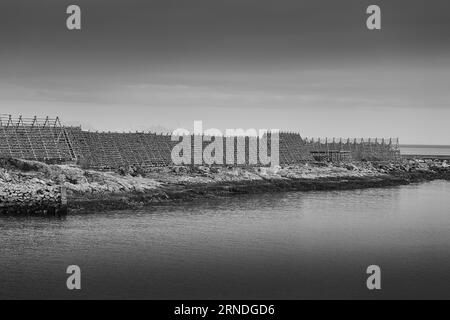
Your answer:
345,164 -> 358,171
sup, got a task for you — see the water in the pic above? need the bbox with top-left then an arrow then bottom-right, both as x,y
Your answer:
1,181 -> 450,299
401,145 -> 450,156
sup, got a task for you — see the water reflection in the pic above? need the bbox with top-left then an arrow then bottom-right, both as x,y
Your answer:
0,181 -> 449,299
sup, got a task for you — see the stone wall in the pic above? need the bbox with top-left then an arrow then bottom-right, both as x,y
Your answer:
0,183 -> 67,214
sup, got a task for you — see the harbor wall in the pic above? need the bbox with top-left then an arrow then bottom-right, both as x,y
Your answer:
0,183 -> 67,215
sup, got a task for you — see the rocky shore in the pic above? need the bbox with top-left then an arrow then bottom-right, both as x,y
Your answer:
0,157 -> 449,214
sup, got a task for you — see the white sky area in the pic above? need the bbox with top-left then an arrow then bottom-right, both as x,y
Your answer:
1,59 -> 449,144
1,1 -> 449,144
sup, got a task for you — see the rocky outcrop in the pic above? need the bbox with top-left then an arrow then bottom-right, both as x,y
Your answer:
0,157 -> 449,214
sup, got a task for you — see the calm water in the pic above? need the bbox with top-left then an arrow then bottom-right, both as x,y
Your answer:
1,181 -> 450,299
401,145 -> 450,156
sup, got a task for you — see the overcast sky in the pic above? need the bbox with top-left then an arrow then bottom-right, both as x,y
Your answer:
0,0 -> 449,143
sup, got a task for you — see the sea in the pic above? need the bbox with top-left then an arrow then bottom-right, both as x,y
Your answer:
400,145 -> 450,157
1,179 -> 450,299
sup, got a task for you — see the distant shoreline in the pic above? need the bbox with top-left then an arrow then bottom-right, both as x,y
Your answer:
401,154 -> 450,161
400,145 -> 450,158
401,144 -> 450,148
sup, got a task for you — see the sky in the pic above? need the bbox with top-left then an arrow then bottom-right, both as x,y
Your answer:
0,0 -> 449,144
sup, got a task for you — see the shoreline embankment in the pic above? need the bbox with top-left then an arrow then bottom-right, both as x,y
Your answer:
0,157 -> 449,214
